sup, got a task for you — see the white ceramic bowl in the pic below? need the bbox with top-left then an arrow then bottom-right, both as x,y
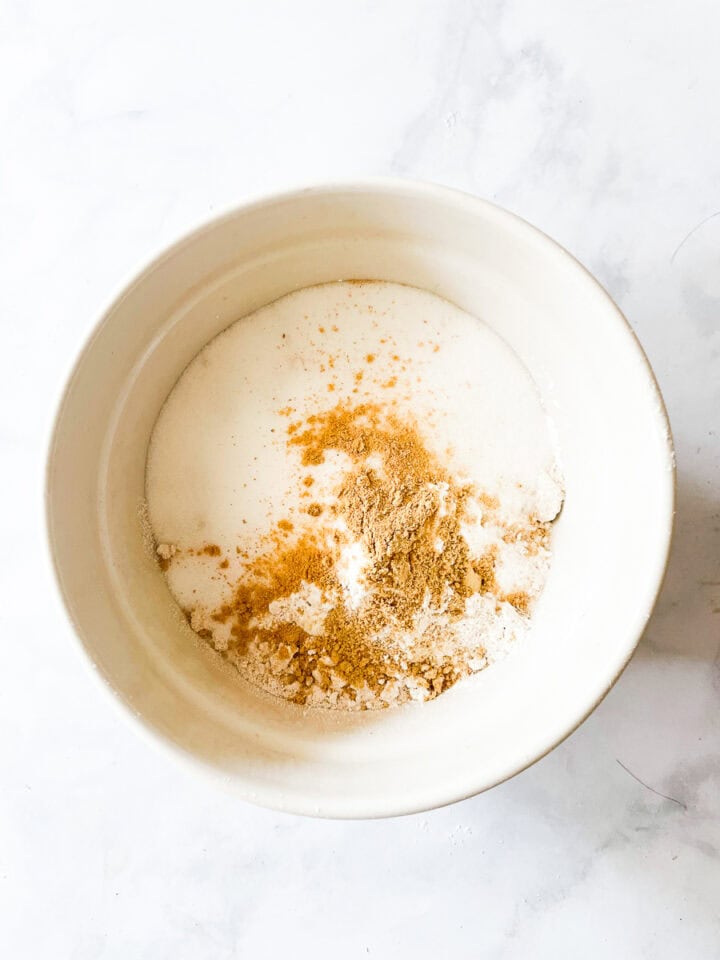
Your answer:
46,180 -> 674,818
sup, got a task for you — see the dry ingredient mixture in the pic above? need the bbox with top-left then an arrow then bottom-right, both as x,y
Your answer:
147,281 -> 564,711
156,399 -> 557,709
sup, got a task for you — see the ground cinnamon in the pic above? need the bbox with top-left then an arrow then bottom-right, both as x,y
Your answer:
182,401 -> 550,708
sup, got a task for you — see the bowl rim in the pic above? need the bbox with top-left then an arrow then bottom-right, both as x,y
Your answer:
44,176 -> 676,819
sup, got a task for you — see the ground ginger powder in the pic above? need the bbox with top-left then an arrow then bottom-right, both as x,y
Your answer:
170,401 -> 551,709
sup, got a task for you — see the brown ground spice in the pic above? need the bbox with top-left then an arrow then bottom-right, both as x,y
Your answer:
186,401 -> 547,707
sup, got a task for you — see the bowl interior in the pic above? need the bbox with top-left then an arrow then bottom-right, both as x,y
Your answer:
46,183 -> 673,817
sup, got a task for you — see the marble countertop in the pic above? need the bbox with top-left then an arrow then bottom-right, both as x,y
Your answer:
2,1 -> 719,956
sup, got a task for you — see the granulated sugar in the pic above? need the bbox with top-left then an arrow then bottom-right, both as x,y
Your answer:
146,281 -> 564,710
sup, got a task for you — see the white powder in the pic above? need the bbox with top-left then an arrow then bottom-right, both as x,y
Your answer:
146,280 -> 564,709
336,539 -> 369,610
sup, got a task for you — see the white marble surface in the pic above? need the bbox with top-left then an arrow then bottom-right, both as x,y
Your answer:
2,1 -> 719,956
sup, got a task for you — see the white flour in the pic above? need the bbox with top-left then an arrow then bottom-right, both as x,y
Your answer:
147,280 -> 564,709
